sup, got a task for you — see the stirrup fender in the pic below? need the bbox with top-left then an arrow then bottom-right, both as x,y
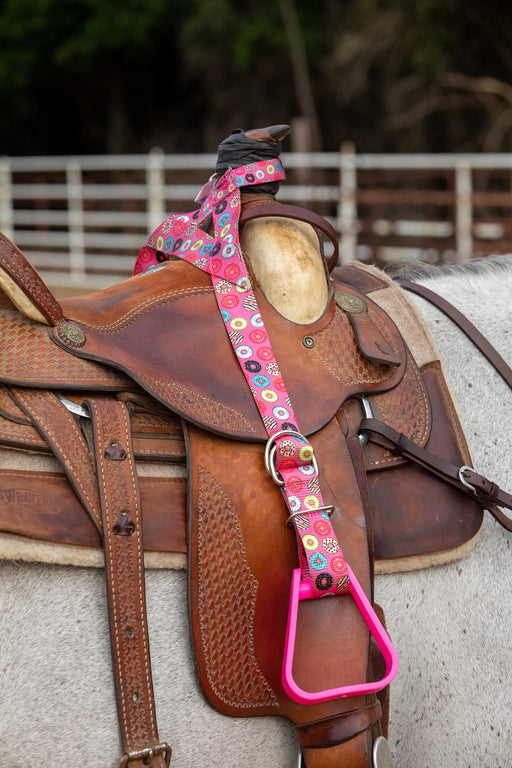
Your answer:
282,568 -> 399,705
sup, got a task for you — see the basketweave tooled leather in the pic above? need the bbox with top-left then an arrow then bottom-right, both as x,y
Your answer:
0,235 -> 492,767
187,420 -> 382,766
0,233 -> 65,325
86,398 -> 168,768
0,356 -> 481,564
0,389 -> 186,461
1,387 -> 187,555
0,307 -> 132,390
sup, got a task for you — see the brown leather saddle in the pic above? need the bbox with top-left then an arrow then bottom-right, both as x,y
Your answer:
1,130 -> 511,768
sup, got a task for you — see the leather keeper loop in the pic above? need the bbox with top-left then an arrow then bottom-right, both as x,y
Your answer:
295,701 -> 382,749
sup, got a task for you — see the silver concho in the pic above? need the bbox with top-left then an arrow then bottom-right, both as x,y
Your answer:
335,291 -> 366,314
373,736 -> 394,768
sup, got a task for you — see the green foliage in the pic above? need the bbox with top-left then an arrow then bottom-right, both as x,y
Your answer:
0,0 -> 511,153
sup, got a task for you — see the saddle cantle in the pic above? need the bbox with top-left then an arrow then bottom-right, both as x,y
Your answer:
2,125 -> 510,768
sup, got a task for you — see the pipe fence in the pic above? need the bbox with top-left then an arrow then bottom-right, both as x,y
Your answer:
1,146 -> 511,290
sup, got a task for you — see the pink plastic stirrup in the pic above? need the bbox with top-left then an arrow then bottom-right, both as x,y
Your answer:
282,567 -> 399,705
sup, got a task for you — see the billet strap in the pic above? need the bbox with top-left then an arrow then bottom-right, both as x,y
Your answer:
239,201 -> 339,272
85,398 -> 170,768
400,280 -> 512,391
361,417 -> 512,532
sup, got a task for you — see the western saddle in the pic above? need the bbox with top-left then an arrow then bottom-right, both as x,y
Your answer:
0,125 -> 511,768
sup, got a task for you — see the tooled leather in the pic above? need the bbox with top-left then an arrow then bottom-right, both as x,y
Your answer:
188,422 -> 377,740
0,388 -> 187,462
0,235 -> 64,325
0,309 -> 131,389
10,388 -> 102,531
311,307 -> 391,385
88,399 -> 166,766
197,466 -> 278,709
148,378 -> 257,435
361,356 -> 430,471
0,409 -> 48,449
0,385 -> 29,423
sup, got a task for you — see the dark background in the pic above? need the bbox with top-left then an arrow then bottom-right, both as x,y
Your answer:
1,0 -> 511,156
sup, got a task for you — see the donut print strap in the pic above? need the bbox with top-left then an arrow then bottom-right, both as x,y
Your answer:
134,158 -> 349,598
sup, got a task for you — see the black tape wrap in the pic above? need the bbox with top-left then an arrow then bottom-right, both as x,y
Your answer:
216,129 -> 283,196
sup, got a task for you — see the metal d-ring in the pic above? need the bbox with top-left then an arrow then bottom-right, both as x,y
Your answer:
357,395 -> 374,446
264,429 -> 318,487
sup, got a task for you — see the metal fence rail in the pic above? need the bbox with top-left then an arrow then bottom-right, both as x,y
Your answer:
1,147 -> 512,290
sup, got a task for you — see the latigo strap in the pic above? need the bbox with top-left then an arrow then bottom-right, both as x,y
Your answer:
86,398 -> 170,768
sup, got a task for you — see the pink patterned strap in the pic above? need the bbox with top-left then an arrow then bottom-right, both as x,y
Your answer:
134,159 -> 349,598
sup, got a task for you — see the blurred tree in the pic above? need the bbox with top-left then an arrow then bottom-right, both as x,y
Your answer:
0,0 -> 510,154
322,0 -> 512,151
0,0 -> 191,153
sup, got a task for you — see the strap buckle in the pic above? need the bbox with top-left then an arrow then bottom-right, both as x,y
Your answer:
282,568 -> 398,704
119,743 -> 172,767
264,429 -> 318,486
459,465 -> 478,493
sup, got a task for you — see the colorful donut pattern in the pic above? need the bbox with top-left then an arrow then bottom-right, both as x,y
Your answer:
134,158 -> 350,599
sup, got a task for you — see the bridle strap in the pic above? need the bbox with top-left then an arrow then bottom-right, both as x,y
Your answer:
240,201 -> 339,272
400,280 -> 512,391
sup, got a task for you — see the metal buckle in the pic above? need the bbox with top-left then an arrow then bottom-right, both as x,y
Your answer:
459,465 -> 477,493
119,743 -> 172,767
372,736 -> 394,767
264,429 -> 318,486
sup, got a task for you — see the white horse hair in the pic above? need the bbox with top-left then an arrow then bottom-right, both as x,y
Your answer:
1,252 -> 511,767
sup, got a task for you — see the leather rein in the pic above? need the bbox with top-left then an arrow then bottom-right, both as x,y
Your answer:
358,279 -> 512,532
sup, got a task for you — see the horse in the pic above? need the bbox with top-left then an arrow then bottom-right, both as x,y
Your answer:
0,201 -> 511,766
